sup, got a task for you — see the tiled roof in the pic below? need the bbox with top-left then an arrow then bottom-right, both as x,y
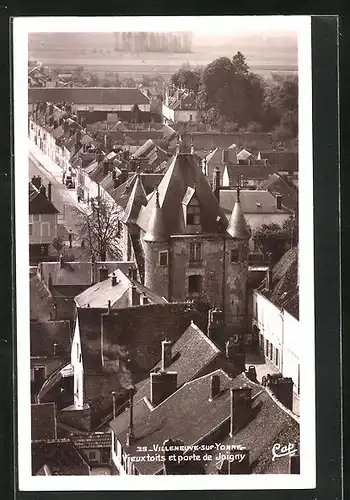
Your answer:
31,403 -> 57,441
29,187 -> 59,215
259,247 -> 299,319
224,164 -> 278,185
30,320 -> 71,358
29,87 -> 150,106
134,322 -> 221,402
137,154 -> 228,236
204,385 -> 300,474
111,370 -> 299,475
38,261 -> 132,287
260,173 -> 298,212
109,371 -> 247,474
32,440 -> 90,475
219,189 -> 292,215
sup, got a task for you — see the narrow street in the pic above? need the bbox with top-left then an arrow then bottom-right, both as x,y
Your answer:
29,142 -> 87,256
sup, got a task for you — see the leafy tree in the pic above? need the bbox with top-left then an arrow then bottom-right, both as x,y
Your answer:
253,223 -> 288,264
72,197 -> 122,261
232,51 -> 249,75
170,68 -> 201,92
52,236 -> 65,259
262,74 -> 298,137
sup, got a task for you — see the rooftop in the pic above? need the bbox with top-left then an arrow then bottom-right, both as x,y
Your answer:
110,370 -> 299,475
258,247 -> 299,319
260,173 -> 298,212
29,183 -> 59,215
32,440 -> 90,475
137,153 -> 228,236
219,189 -> 292,215
29,87 -> 150,106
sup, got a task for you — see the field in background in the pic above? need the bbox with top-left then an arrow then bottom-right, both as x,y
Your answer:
29,32 -> 298,80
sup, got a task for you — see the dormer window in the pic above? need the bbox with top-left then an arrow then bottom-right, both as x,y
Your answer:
230,249 -> 239,263
159,250 -> 168,266
182,187 -> 201,229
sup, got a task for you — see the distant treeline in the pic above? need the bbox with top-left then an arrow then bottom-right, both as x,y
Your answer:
113,32 -> 193,53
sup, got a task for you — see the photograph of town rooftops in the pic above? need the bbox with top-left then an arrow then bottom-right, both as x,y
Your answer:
28,22 -> 302,477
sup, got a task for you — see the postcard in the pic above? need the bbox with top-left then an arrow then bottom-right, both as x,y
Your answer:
13,15 -> 315,490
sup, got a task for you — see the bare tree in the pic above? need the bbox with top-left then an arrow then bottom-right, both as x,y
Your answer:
72,196 -> 123,261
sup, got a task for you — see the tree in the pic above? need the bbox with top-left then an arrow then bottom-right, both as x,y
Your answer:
252,223 -> 288,264
72,197 -> 123,261
170,68 -> 202,92
232,51 -> 249,75
52,236 -> 65,259
262,74 -> 298,137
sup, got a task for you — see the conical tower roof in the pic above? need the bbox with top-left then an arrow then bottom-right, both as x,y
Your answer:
227,187 -> 251,240
143,189 -> 168,242
122,173 -> 147,225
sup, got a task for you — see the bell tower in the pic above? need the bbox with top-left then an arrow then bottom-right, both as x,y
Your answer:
224,184 -> 250,334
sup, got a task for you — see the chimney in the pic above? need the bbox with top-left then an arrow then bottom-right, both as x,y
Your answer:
128,266 -> 138,281
52,303 -> 58,321
207,308 -> 224,344
48,182 -> 52,201
39,185 -> 46,198
276,194 -> 282,210
53,343 -> 59,356
130,284 -> 139,306
230,386 -> 252,436
31,175 -> 42,190
222,148 -> 229,165
48,272 -> 53,291
112,391 -> 116,419
226,336 -> 245,373
111,272 -> 118,287
246,365 -> 258,383
126,388 -> 135,446
161,339 -> 172,371
90,259 -> 97,285
263,374 -> 294,411
150,371 -> 177,406
209,374 -> 220,400
108,299 -> 111,314
212,167 -> 221,200
99,266 -> 109,282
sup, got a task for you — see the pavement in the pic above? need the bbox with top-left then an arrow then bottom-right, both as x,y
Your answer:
245,353 -> 300,417
29,140 -> 90,258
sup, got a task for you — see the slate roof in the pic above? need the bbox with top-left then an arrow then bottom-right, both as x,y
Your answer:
32,440 -> 90,475
122,174 -> 148,225
260,173 -> 298,212
259,247 -> 299,319
137,154 -> 228,236
29,184 -> 59,215
227,196 -> 251,240
31,403 -> 57,441
30,320 -> 71,358
134,322 -> 221,403
110,173 -> 164,209
29,87 -> 150,106
110,370 -> 299,475
219,189 -> 292,215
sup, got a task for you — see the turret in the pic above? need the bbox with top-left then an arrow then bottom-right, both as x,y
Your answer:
224,185 -> 250,334
143,188 -> 169,299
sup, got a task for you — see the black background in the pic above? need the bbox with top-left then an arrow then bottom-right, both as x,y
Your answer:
0,4 -> 345,500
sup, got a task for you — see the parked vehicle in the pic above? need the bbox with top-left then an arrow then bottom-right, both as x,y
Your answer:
65,176 -> 75,189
